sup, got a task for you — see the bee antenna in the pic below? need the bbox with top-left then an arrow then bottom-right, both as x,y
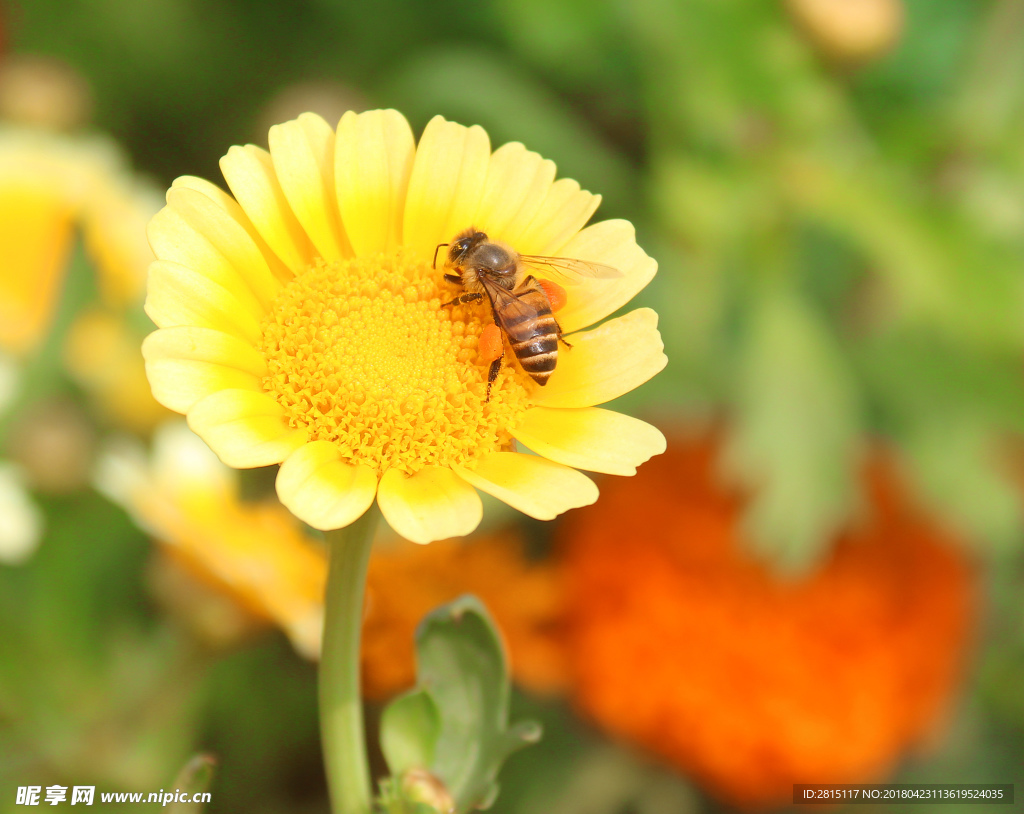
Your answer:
432,243 -> 449,269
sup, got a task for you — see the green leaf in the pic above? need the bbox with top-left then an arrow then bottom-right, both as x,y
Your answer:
379,595 -> 541,813
903,421 -> 1022,554
515,744 -> 699,814
860,324 -> 1024,553
380,689 -> 441,778
795,157 -> 1024,350
724,288 -> 863,571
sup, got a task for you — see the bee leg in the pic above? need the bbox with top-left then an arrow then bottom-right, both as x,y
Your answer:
442,292 -> 484,308
486,356 -> 503,402
554,318 -> 573,349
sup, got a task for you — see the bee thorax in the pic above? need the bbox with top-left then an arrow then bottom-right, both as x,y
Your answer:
471,242 -> 514,272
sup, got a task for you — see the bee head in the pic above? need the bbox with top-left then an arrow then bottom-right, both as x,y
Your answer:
433,230 -> 488,270
450,230 -> 487,264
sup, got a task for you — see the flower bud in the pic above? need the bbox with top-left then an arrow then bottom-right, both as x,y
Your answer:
787,0 -> 904,65
401,768 -> 455,814
0,54 -> 93,131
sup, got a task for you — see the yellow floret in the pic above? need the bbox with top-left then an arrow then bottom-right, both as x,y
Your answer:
259,248 -> 530,475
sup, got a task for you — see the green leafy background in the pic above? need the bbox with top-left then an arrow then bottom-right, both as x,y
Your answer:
1,0 -> 1023,812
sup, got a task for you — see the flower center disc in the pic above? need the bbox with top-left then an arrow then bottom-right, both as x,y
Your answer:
259,250 -> 530,475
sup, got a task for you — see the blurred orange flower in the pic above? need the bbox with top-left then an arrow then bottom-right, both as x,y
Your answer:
363,532 -> 567,700
560,435 -> 976,809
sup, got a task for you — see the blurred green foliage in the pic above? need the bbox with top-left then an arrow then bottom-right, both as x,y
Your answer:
2,0 -> 1024,811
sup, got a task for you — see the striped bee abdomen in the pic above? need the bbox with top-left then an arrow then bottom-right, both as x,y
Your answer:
503,284 -> 559,385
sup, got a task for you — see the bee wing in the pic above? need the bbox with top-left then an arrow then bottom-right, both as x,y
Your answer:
480,275 -> 544,329
517,254 -> 622,285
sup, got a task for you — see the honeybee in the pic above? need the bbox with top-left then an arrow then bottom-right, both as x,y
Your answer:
435,228 -> 620,399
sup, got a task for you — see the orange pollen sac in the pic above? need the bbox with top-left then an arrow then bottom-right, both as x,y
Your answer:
478,322 -> 504,364
537,278 -> 567,312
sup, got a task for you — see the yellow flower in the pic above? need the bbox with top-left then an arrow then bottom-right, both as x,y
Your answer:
95,421 -> 326,658
0,127 -> 157,355
98,421 -> 565,687
143,110 -> 666,543
64,307 -> 172,434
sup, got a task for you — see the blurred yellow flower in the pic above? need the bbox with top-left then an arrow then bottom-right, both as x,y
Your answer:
0,124 -> 159,560
64,307 -> 171,433
98,421 -> 568,689
143,109 -> 666,544
0,127 -> 158,356
96,422 -> 326,658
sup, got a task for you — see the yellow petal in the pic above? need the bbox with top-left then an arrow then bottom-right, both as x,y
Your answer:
0,185 -> 74,354
145,260 -> 263,344
452,452 -> 597,520
187,389 -> 307,468
377,466 -> 483,544
148,203 -> 266,318
512,406 -> 666,476
553,219 -> 658,333
163,186 -> 281,308
276,440 -> 378,531
80,178 -> 156,308
268,113 -> 351,262
502,178 -> 600,256
220,144 -> 315,273
335,109 -> 415,256
142,326 -> 266,413
172,175 -> 292,282
475,142 -> 556,240
402,116 -> 491,258
531,308 -> 667,408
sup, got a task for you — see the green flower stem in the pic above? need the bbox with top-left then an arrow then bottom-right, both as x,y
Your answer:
321,507 -> 379,814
